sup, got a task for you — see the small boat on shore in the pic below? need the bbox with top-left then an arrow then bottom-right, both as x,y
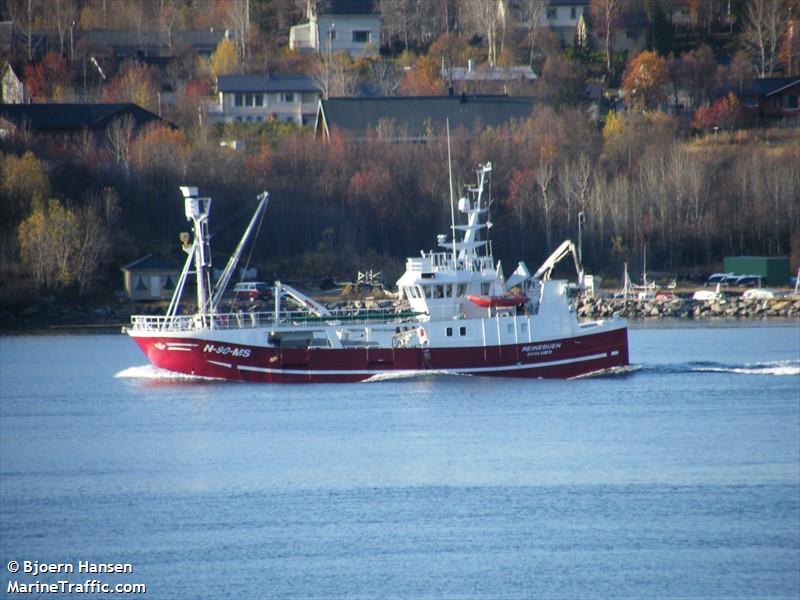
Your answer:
125,163 -> 629,382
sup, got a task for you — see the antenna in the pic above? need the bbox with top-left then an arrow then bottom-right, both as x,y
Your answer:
446,118 -> 457,267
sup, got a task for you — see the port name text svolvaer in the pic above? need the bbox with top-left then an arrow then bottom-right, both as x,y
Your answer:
23,561 -> 133,577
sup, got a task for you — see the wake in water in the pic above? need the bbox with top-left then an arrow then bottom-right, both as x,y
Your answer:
570,365 -> 643,379
362,370 -> 472,383
114,364 -> 224,382
645,359 -> 800,377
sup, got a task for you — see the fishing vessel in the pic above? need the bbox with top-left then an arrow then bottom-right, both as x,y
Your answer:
125,163 -> 629,382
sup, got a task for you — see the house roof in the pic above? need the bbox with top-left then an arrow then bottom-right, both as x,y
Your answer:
317,95 -> 535,140
82,29 -> 229,52
449,65 -> 537,82
0,103 -> 165,131
121,255 -> 178,272
217,74 -> 320,94
322,0 -> 377,15
740,77 -> 800,97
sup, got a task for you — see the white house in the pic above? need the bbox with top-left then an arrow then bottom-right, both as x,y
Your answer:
289,0 -> 379,57
208,74 -> 321,126
543,0 -> 589,40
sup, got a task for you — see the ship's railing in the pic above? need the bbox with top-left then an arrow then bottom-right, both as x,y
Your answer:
406,248 -> 495,273
129,306 -> 417,332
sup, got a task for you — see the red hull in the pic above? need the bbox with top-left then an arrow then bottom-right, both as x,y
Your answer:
130,327 -> 629,383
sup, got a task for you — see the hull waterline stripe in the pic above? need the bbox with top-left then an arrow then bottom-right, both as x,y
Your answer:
207,360 -> 233,369
236,351 -> 613,376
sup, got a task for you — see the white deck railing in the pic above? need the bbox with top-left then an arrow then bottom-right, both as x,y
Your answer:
128,306 -> 415,333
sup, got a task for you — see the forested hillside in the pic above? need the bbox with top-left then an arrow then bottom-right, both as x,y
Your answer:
1,0 -> 798,304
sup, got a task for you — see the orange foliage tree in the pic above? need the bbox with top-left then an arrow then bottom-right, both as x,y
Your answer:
23,52 -> 74,100
101,61 -> 159,112
622,50 -> 668,111
399,54 -> 444,95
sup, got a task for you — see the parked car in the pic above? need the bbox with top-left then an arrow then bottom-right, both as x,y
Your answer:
733,275 -> 765,288
705,272 -> 735,287
232,281 -> 271,301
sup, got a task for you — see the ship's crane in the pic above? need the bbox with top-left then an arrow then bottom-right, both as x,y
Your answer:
532,239 -> 584,287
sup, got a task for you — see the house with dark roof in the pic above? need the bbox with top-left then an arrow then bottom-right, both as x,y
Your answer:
290,0 -> 379,57
0,103 -> 168,139
735,77 -> 800,122
121,255 -> 179,301
209,74 -> 321,126
315,95 -> 535,142
80,29 -> 231,60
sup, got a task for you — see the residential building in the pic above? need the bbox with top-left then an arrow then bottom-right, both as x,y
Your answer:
209,74 -> 321,126
544,0 -> 589,39
290,0 -> 380,57
446,60 -> 537,95
315,95 -> 535,142
734,77 -> 800,122
121,255 -> 179,301
0,103 -> 167,139
82,29 -> 232,60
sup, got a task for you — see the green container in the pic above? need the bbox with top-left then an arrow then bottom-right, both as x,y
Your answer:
723,256 -> 790,286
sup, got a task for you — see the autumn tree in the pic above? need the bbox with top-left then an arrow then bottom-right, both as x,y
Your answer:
742,0 -> 791,78
23,52 -> 74,101
399,54 -> 445,95
1,151 -> 50,227
535,55 -> 589,108
462,0 -> 508,67
590,0 -> 626,76
381,0 -> 447,50
514,0 -> 548,65
17,193 -> 119,294
101,61 -> 159,112
209,37 -> 240,78
780,16 -> 800,76
106,115 -> 136,177
691,92 -> 744,132
622,50 -> 668,111
677,44 -> 718,109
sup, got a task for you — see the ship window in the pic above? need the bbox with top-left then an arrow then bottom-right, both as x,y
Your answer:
424,285 -> 433,299
459,326 -> 467,336
481,282 -> 491,295
457,284 -> 467,296
415,285 -> 423,298
434,285 -> 444,299
445,285 -> 453,298
446,327 -> 453,337
507,324 -> 513,334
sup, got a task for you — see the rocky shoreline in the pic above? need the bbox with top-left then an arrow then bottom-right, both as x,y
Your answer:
2,294 -> 799,333
577,295 -> 800,320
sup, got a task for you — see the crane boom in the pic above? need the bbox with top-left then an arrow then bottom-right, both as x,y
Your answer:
532,239 -> 584,285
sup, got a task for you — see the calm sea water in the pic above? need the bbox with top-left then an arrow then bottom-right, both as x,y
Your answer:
1,322 -> 799,599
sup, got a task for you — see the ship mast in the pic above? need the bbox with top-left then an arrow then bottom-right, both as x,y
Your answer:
179,186 -> 212,319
